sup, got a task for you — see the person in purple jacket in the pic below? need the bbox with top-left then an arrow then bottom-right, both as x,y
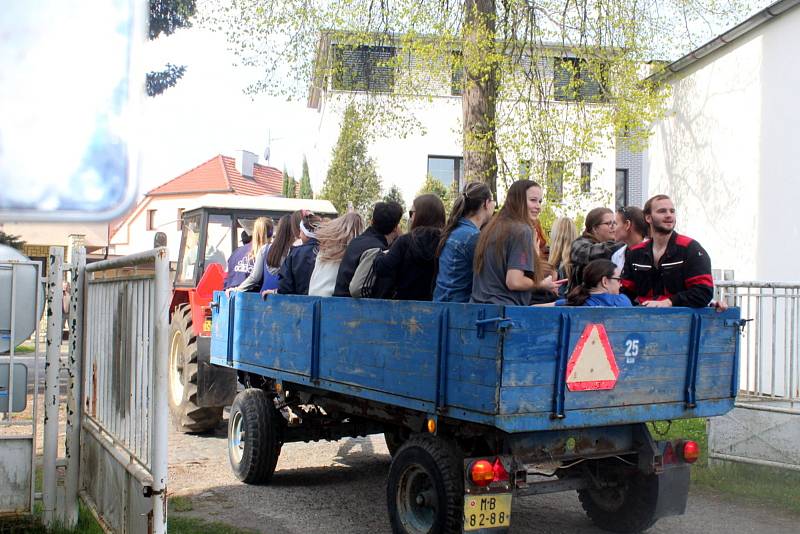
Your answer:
555,259 -> 632,307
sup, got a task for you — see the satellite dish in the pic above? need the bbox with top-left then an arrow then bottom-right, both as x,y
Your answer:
0,244 -> 45,353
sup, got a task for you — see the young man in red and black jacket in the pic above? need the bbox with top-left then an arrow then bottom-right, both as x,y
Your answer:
621,194 -> 714,308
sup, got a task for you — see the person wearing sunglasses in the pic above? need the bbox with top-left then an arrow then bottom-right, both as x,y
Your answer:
569,207 -> 624,290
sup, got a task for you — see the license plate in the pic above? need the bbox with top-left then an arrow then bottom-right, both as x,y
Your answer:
463,493 -> 511,531
203,319 -> 212,332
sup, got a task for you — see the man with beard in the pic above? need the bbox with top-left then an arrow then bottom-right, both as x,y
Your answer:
621,194 -> 714,307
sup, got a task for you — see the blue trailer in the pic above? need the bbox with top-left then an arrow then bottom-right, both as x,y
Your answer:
210,292 -> 742,534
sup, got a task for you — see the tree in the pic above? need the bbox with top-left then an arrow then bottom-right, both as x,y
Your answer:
0,231 -> 25,250
299,156 -> 314,198
320,104 -> 382,214
281,167 -> 297,198
418,175 -> 453,212
147,0 -> 197,96
210,1 -> 753,202
383,184 -> 406,213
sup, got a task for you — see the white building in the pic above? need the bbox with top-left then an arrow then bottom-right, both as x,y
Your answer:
306,37 -> 644,211
644,0 -> 800,281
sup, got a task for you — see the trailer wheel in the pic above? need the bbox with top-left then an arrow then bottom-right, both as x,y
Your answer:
228,388 -> 283,484
387,435 -> 463,534
578,471 -> 659,533
168,304 -> 222,433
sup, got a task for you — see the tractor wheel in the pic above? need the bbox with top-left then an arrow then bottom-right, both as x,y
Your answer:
228,388 -> 283,484
387,435 -> 464,534
384,427 -> 410,457
578,470 -> 660,533
168,304 -> 223,433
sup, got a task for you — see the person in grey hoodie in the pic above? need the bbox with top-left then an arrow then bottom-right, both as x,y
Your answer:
373,194 -> 446,301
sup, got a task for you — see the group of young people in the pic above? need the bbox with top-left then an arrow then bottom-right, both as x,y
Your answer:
223,180 -> 719,311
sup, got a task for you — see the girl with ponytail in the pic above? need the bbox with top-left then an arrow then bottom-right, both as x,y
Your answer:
433,182 -> 495,302
558,259 -> 632,307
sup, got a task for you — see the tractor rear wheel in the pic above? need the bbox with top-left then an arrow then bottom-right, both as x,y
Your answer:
168,304 -> 223,433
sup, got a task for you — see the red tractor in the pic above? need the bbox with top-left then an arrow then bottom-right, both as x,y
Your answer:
167,198 -> 337,432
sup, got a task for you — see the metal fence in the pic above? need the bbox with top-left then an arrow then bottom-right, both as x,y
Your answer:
710,280 -> 800,472
715,281 -> 800,403
80,248 -> 169,533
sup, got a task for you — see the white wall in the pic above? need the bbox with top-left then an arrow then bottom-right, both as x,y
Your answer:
309,92 -> 618,212
644,6 -> 800,281
110,195 -> 203,262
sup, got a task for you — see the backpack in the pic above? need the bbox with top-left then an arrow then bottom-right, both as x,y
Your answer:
349,247 -> 382,298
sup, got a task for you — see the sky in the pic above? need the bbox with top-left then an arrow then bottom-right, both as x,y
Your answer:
140,25 -> 323,197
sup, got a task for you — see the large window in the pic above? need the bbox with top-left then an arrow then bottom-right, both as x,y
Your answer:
553,57 -> 606,102
146,209 -> 156,231
427,156 -> 464,189
332,45 -> 396,92
615,169 -> 629,209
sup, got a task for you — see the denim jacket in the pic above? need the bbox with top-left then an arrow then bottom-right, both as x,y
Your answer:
433,218 -> 480,303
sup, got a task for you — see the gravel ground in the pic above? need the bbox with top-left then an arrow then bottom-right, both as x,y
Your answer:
168,422 -> 799,534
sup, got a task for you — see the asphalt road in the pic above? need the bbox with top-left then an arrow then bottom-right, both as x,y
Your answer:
168,424 -> 799,534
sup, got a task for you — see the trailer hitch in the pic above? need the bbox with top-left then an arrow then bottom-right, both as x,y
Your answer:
725,318 -> 752,332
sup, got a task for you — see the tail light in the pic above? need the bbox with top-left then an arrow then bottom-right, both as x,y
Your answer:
470,460 -> 494,486
470,458 -> 509,487
679,440 -> 700,464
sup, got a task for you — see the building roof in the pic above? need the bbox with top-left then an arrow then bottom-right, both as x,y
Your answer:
650,0 -> 800,82
181,194 -> 338,215
146,155 -> 283,197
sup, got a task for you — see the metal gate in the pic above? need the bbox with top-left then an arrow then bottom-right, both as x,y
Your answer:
709,281 -> 800,471
78,248 -> 170,532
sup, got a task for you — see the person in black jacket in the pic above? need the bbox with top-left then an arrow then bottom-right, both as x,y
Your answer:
373,194 -> 446,300
621,194 -> 713,307
278,213 -> 321,295
333,201 -> 404,297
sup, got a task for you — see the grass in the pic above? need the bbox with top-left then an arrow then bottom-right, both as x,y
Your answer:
649,418 -> 800,515
169,516 -> 259,534
7,343 -> 35,354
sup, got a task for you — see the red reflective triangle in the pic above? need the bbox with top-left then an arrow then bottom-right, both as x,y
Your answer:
565,323 -> 620,391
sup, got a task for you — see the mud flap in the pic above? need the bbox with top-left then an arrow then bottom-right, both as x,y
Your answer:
653,463 -> 691,520
196,336 -> 238,407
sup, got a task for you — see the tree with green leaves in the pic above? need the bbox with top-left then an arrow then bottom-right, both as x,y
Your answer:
418,175 -> 453,212
282,167 -> 297,198
320,104 -> 382,214
383,184 -> 406,214
0,231 -> 25,250
147,0 -> 197,96
209,0 -> 753,207
299,156 -> 314,198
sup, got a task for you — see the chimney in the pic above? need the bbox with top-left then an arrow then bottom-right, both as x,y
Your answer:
235,150 -> 258,179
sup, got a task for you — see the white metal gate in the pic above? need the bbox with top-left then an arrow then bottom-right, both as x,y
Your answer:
709,281 -> 800,471
78,248 -> 170,533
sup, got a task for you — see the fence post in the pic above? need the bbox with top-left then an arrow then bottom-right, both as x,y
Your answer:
63,247 -> 85,527
152,247 -> 170,533
42,247 -> 64,526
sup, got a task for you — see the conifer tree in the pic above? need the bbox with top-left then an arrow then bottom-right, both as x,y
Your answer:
320,104 -> 381,214
299,156 -> 314,198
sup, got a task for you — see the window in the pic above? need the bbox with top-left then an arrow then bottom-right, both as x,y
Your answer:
146,209 -> 156,231
615,169 -> 629,209
332,45 -> 396,92
451,51 -> 464,96
553,57 -> 606,102
177,208 -> 184,230
205,214 -> 233,270
427,156 -> 464,189
580,163 -> 592,193
546,161 -> 565,201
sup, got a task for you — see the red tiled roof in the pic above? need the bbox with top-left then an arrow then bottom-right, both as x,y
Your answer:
146,155 -> 283,197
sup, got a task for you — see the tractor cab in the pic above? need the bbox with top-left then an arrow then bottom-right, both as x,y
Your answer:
167,196 -> 337,433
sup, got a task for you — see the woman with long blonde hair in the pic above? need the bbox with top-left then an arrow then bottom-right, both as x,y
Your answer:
226,216 -> 273,293
549,217 -> 578,297
308,212 -> 365,296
